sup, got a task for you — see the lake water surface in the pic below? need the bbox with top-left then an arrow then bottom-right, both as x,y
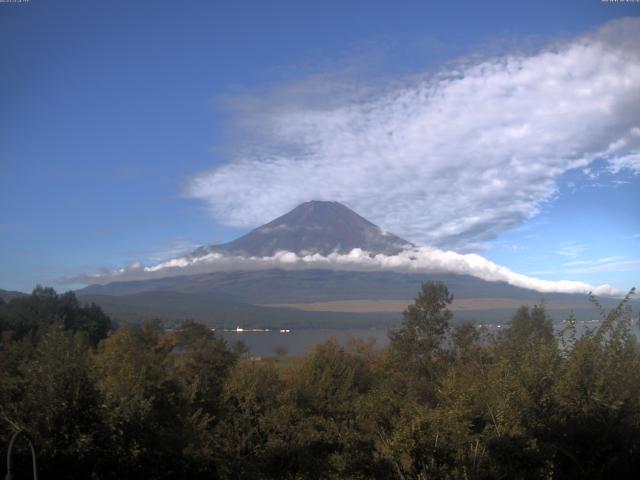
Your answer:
219,319 -> 640,357
220,328 -> 391,356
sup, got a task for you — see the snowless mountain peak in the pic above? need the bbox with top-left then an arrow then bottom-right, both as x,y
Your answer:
191,200 -> 413,258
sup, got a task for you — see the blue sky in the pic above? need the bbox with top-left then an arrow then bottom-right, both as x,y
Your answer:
1,0 -> 639,293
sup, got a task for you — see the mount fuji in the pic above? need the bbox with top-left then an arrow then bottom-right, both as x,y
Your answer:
190,200 -> 413,258
77,201 -> 630,327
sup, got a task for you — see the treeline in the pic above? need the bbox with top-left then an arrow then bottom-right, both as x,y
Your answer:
1,283 -> 639,479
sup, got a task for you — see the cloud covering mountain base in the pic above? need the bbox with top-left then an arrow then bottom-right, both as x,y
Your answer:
82,247 -> 621,297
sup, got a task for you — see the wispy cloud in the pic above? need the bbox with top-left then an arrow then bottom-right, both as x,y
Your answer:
498,243 -> 528,252
554,243 -> 588,258
187,18 -> 640,250
129,239 -> 202,264
69,247 -> 623,297
563,256 -> 625,267
531,259 -> 640,276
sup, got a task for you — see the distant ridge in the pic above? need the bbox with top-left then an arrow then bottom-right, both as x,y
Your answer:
0,288 -> 28,302
191,200 -> 413,257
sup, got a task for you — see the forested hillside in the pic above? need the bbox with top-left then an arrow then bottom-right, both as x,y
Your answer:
1,284 -> 639,479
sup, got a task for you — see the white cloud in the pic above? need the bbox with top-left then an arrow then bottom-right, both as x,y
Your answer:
188,18 -> 640,250
81,247 -> 623,297
608,152 -> 640,175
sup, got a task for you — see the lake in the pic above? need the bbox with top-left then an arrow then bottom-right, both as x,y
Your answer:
220,327 -> 391,356
218,319 -> 640,357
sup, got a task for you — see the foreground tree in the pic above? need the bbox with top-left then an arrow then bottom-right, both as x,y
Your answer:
548,288 -> 640,478
91,322 -> 184,478
172,320 -> 238,477
1,284 -> 639,479
215,361 -> 282,479
389,281 -> 453,361
386,280 -> 454,405
1,326 -> 105,478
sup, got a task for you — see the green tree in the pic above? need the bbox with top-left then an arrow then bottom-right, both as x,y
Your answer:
0,286 -> 111,346
504,304 -> 554,348
215,361 -> 282,479
172,320 -> 237,476
386,280 -> 454,405
1,326 -> 105,478
548,289 -> 640,478
389,280 -> 453,362
173,320 -> 236,414
263,340 -> 376,479
92,322 -> 183,478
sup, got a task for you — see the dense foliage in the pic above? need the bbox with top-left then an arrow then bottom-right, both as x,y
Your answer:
1,283 -> 639,479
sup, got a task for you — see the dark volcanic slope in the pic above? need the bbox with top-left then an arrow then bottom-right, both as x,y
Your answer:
81,269 -> 537,303
76,270 -> 633,326
77,289 -> 398,329
191,200 -> 413,257
79,268 -> 622,305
